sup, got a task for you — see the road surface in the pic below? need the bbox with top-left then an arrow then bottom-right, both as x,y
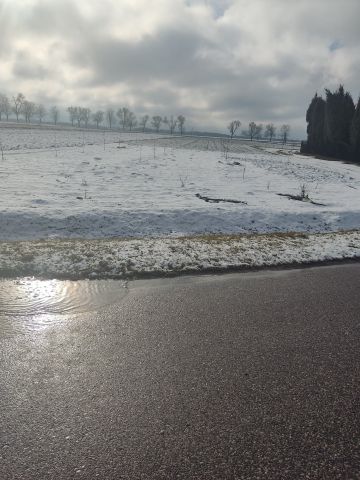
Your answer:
1,264 -> 360,479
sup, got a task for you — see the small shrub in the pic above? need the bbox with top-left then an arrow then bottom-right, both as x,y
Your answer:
300,184 -> 309,200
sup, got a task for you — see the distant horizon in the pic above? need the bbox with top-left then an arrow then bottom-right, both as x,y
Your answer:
0,115 -> 304,142
2,84 -> 359,143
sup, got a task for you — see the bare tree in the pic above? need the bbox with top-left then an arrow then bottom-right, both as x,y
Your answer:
139,114 -> 149,132
151,115 -> 162,133
177,115 -> 185,135
22,100 -> 36,123
36,104 -> 47,124
106,108 -> 115,129
73,107 -> 81,127
12,93 -> 25,122
0,94 -> 11,121
248,122 -> 257,141
264,123 -> 276,142
248,122 -> 263,140
67,106 -> 77,126
2,96 -> 11,120
50,106 -> 59,125
221,138 -> 231,160
227,120 -> 241,139
168,115 -> 177,134
117,107 -> 130,129
80,107 -> 91,128
280,124 -> 290,144
255,123 -> 263,139
127,111 -> 137,131
92,110 -> 104,128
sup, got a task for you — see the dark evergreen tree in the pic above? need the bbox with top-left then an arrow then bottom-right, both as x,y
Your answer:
302,85 -> 359,161
350,97 -> 360,162
305,93 -> 317,141
324,85 -> 355,159
305,93 -> 325,154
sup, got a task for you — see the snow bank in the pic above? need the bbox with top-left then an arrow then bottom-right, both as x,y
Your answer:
0,231 -> 359,279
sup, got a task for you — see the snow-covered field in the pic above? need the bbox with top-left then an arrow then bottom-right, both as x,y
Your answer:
0,126 -> 359,240
0,123 -> 161,151
0,125 -> 359,278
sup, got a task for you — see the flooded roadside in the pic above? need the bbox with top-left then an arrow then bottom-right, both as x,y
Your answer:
0,278 -> 128,336
1,262 -> 358,337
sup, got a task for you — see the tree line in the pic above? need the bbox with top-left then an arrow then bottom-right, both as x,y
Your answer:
0,92 -> 187,134
66,106 -> 186,134
227,120 -> 291,143
301,85 -> 360,162
0,93 -> 59,125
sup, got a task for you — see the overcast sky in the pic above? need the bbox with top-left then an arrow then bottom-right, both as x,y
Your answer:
0,0 -> 359,137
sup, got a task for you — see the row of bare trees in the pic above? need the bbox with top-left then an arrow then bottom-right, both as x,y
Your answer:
0,92 -> 187,134
227,120 -> 291,143
0,93 -> 60,124
66,106 -> 186,134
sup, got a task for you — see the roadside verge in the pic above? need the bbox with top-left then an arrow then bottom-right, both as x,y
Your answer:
0,230 -> 359,280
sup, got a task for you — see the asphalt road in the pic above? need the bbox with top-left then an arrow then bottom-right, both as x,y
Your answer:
1,264 -> 360,479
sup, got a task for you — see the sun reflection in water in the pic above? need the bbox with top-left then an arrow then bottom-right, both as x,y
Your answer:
0,278 -> 128,335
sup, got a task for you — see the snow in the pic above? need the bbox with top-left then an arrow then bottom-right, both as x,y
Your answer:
0,125 -> 359,278
0,231 -> 359,279
0,126 -> 359,240
0,123 -> 161,151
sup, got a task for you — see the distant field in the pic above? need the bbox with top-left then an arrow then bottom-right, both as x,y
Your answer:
0,123 -> 161,151
131,135 -> 301,154
0,122 -> 300,152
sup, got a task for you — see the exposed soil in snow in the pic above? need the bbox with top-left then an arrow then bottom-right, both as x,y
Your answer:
277,193 -> 326,206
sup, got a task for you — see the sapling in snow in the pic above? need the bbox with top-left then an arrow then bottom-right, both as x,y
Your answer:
221,139 -> 231,160
54,132 -> 58,157
300,184 -> 309,200
179,175 -> 188,188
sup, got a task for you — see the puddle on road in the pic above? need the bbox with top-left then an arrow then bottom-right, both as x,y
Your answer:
0,266 -> 325,337
0,278 -> 128,336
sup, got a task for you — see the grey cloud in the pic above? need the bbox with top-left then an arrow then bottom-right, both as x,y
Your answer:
12,51 -> 49,80
70,29 -> 224,88
19,0 -> 95,39
187,0 -> 232,19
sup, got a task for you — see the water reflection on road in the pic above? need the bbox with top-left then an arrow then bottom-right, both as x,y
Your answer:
0,269 -> 302,337
0,278 -> 128,336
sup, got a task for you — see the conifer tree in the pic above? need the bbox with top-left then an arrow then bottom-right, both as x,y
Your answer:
305,93 -> 325,154
350,97 -> 360,162
324,85 -> 355,158
303,85 -> 358,160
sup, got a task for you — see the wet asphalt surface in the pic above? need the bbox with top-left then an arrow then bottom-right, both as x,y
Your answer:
1,264 -> 360,479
